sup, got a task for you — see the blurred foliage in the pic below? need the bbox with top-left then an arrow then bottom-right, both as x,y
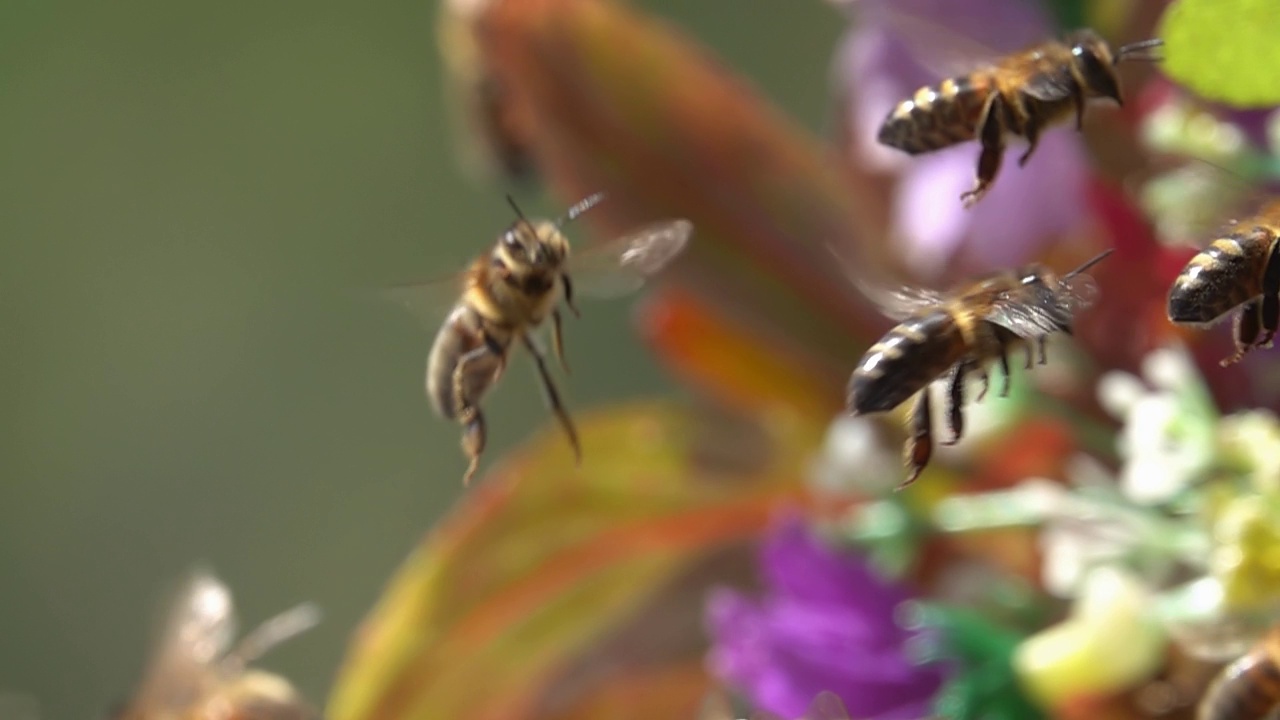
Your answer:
0,0 -> 842,718
1158,0 -> 1280,108
328,401 -> 814,720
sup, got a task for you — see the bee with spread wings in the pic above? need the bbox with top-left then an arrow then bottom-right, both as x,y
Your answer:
386,192 -> 694,485
109,569 -> 319,720
845,250 -> 1112,487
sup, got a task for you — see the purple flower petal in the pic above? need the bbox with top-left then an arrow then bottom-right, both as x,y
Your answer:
705,517 -> 946,719
894,131 -> 1090,276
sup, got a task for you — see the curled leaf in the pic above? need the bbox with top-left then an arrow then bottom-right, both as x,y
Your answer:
328,401 -> 814,720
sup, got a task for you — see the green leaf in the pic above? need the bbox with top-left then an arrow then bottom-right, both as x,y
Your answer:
1158,0 -> 1280,108
327,401 -> 816,720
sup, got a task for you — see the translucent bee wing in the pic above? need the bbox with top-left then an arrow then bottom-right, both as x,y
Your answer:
126,568 -> 238,713
379,270 -> 470,330
984,277 -> 1090,339
801,691 -> 854,720
866,285 -> 949,321
220,601 -> 322,676
1059,273 -> 1101,313
824,243 -> 946,321
567,219 -> 694,299
834,0 -> 1038,79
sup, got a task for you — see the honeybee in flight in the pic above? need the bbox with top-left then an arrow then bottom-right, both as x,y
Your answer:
1197,623 -> 1280,720
109,569 -> 319,720
847,250 -> 1112,487
1167,198 -> 1280,367
877,29 -> 1162,207
387,193 -> 693,485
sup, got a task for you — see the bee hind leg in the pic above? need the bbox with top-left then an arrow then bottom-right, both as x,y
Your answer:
961,95 -> 1006,208
551,309 -> 570,374
998,343 -> 1014,397
459,408 -> 487,486
974,366 -> 991,402
561,274 -> 582,318
521,332 -> 582,464
943,362 -> 970,445
898,390 -> 933,490
1222,300 -> 1262,367
1018,114 -> 1041,167
452,344 -> 496,486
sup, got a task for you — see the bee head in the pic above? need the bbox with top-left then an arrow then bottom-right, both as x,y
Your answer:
497,221 -> 566,271
498,196 -> 573,273
1066,29 -> 1124,106
497,192 -> 606,273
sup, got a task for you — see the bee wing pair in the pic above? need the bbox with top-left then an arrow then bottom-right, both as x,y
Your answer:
838,244 -> 1107,340
117,569 -> 319,718
383,218 -> 694,327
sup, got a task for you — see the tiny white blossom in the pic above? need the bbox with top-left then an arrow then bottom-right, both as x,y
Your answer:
1097,370 -> 1146,420
809,414 -> 903,495
1142,344 -> 1200,392
1098,344 -> 1217,505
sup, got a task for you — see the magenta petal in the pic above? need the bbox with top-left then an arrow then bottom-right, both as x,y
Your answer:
894,130 -> 1091,277
705,518 -> 946,720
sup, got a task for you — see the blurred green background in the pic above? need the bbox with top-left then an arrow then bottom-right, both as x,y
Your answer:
0,1 -> 840,716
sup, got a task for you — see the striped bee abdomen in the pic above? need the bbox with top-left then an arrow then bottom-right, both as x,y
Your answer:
1198,628 -> 1280,720
848,311 -> 969,415
1168,230 -> 1273,325
877,76 -> 991,154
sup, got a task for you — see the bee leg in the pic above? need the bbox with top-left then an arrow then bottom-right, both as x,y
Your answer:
551,308 -> 570,374
1037,336 -> 1048,365
1073,82 -> 1087,130
521,332 -> 582,464
482,330 -> 507,383
998,344 -> 1014,397
1222,300 -> 1262,367
452,344 -> 496,486
899,390 -> 932,490
1017,122 -> 1040,168
943,362 -> 969,446
961,95 -> 1005,208
561,274 -> 582,318
974,365 -> 990,402
1260,247 -> 1280,349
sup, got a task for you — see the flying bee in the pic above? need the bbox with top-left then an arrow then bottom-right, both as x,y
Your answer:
846,250 -> 1113,487
1197,623 -> 1280,720
877,29 -> 1162,207
387,193 -> 694,485
109,569 -> 319,720
1167,197 -> 1280,367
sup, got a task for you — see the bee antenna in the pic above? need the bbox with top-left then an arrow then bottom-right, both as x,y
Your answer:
556,191 -> 607,228
1064,248 -> 1115,279
505,194 -> 534,226
1116,38 -> 1163,64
